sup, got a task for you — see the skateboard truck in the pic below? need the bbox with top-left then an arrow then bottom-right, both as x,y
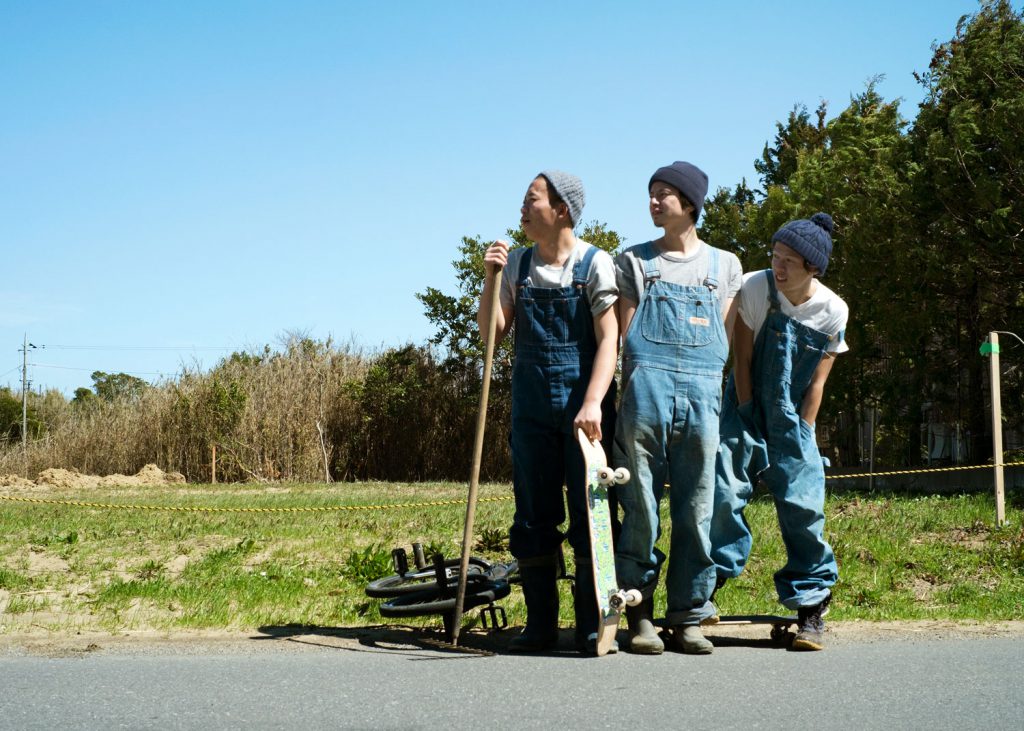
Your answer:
608,589 -> 643,612
596,466 -> 630,486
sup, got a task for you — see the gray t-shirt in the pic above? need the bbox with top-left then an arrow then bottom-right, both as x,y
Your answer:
500,240 -> 618,316
615,240 -> 742,309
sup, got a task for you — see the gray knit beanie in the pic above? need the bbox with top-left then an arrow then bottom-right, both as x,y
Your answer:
539,170 -> 585,226
649,161 -> 709,220
773,212 -> 834,276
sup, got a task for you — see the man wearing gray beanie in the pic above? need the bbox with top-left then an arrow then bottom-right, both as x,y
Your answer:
478,171 -> 619,654
612,161 -> 743,655
711,212 -> 849,651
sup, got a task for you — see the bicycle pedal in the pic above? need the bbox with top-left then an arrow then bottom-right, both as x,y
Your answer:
478,604 -> 508,631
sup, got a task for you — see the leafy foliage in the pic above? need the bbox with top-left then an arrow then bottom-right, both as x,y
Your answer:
89,371 -> 150,402
700,2 -> 1024,467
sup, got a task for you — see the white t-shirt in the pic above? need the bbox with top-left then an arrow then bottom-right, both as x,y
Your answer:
500,240 -> 618,316
738,270 -> 850,354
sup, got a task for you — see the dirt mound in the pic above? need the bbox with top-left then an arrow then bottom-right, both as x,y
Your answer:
37,468 -> 100,489
2,465 -> 187,490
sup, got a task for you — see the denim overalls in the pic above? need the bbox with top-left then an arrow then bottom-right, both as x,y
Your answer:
614,242 -> 728,626
509,244 -> 615,562
711,269 -> 838,609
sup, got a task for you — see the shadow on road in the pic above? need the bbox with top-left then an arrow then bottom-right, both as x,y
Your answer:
251,624 -> 630,660
252,622 -> 514,659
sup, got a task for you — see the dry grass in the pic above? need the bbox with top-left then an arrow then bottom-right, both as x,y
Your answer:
0,338 -> 513,483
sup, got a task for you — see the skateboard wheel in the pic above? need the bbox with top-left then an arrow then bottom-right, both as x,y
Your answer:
623,589 -> 642,607
612,467 -> 630,484
597,467 -> 615,485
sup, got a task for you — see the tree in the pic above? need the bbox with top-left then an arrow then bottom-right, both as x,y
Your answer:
909,0 -> 1024,457
785,82 -> 921,464
754,102 -> 829,191
0,387 -> 42,443
88,371 -> 150,402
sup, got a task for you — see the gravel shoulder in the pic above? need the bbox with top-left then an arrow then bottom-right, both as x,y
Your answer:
3,620 -> 1024,658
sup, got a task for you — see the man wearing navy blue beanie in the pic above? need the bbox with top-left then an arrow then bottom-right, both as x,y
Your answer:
711,212 -> 850,651
612,161 -> 743,655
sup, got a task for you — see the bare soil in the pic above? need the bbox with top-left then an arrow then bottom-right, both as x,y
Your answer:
0,464 -> 186,490
2,620 -> 1023,658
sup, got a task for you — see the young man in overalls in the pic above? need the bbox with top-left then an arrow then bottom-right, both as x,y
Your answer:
478,171 -> 619,653
711,213 -> 848,650
614,161 -> 742,655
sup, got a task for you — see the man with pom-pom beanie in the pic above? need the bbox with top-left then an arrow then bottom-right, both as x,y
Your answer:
710,212 -> 849,651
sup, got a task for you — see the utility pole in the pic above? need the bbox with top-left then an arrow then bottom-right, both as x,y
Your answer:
21,333 -> 28,452
19,334 -> 39,456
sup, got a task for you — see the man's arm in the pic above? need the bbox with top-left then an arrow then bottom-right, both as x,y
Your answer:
800,354 -> 837,426
722,296 -> 737,344
573,304 -> 619,441
618,295 -> 638,340
733,317 -> 755,405
477,240 -> 515,345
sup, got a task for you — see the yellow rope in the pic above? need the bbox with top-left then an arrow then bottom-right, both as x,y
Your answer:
825,461 -> 1024,480
0,494 -> 513,513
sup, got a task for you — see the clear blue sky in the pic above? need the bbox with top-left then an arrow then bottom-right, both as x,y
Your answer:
1,0 -> 984,395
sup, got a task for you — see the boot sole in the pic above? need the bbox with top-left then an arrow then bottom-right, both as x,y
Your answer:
791,636 -> 825,651
627,640 -> 664,655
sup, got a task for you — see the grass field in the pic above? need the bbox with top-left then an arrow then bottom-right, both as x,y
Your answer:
0,481 -> 1022,634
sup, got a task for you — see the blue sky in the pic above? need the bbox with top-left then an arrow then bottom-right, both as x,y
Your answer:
1,0 -> 984,394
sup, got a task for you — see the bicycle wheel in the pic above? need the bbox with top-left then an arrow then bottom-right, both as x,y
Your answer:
365,557 -> 492,598
378,580 -> 512,618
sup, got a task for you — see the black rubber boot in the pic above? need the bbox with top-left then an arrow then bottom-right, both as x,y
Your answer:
509,561 -> 559,653
625,596 -> 664,655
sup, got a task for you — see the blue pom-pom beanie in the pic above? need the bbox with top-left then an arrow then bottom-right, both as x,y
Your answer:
773,212 -> 834,276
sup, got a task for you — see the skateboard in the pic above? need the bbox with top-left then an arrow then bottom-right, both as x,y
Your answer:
577,428 -> 642,656
710,615 -> 800,644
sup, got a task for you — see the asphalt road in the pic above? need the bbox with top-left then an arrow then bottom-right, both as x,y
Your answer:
2,626 -> 1022,730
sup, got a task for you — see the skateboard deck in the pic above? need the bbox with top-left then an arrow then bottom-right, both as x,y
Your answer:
711,614 -> 799,643
577,428 -> 640,656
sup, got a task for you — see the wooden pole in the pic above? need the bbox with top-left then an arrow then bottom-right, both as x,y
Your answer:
988,332 -> 1005,526
451,266 -> 502,645
868,406 -> 876,493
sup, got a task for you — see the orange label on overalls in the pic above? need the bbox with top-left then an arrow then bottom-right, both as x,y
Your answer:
689,317 -> 710,327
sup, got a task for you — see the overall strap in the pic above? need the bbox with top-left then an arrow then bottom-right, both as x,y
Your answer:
517,246 -> 534,288
764,269 -> 780,311
571,245 -> 600,289
641,241 -> 661,284
703,246 -> 720,293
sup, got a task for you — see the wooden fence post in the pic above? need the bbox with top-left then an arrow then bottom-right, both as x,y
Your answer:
983,332 -> 1005,526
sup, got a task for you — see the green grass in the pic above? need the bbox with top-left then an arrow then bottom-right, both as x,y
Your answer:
0,481 -> 1022,633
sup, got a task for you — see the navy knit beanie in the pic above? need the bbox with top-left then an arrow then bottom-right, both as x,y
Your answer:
773,212 -> 834,276
539,170 -> 585,227
649,161 -> 709,220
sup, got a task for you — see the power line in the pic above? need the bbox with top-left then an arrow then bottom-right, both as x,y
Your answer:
43,345 -> 236,352
29,363 -> 172,377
